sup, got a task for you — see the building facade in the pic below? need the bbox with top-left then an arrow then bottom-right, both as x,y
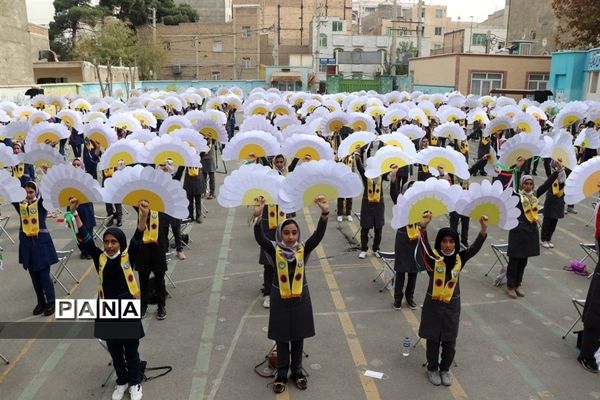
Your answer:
156,4 -> 264,80
408,53 -> 551,95
549,48 -> 600,102
0,1 -> 35,85
174,0 -> 232,22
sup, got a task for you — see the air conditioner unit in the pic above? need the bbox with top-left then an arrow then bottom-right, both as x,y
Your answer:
172,64 -> 182,75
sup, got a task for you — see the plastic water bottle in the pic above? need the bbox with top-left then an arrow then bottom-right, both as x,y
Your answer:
402,337 -> 410,357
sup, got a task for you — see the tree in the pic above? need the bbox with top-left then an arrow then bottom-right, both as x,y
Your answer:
133,29 -> 168,80
552,0 -> 600,49
49,0 -> 105,60
98,0 -> 198,28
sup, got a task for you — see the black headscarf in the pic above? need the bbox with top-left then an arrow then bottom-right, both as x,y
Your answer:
103,227 -> 127,252
434,227 -> 460,270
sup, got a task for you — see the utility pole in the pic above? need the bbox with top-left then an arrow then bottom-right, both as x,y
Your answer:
390,0 -> 398,76
469,16 -> 474,53
233,6 -> 237,80
150,7 -> 157,45
256,4 -> 260,77
416,0 -> 423,57
273,3 -> 280,65
194,35 -> 199,79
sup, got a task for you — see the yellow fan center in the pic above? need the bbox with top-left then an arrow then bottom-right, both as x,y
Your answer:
58,188 -> 90,208
328,120 -> 344,132
583,170 -> 600,198
252,107 -> 268,115
295,146 -> 320,161
383,156 -> 411,171
153,151 -> 186,167
89,132 -> 109,150
36,132 -> 61,144
429,156 -> 456,175
492,124 -> 507,134
505,150 -> 533,168
167,124 -> 182,133
109,151 -> 135,167
352,121 -> 367,131
517,122 -> 532,133
200,127 -> 219,140
562,115 -> 579,127
239,143 -> 267,159
123,190 -> 165,213
303,184 -> 338,206
241,189 -> 275,205
469,202 -> 501,226
408,197 -> 449,224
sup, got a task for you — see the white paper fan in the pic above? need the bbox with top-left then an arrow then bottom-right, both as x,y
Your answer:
281,134 -> 334,161
130,109 -> 158,128
274,115 -> 301,130
574,128 -> 600,149
408,108 -> 429,126
0,143 -> 20,168
564,157 -> 600,204
391,177 -> 462,228
348,112 -> 376,133
467,108 -> 490,125
415,146 -> 470,179
217,164 -> 285,207
142,135 -> 201,167
71,98 -> 92,112
28,121 -> 71,144
547,132 -> 577,171
83,111 -> 109,124
454,179 -> 520,230
3,121 -> 30,141
337,131 -> 377,159
484,147 -> 500,177
109,113 -> 142,132
513,112 -> 541,135
20,143 -> 66,168
82,122 -> 118,150
378,133 -> 418,157
206,109 -> 227,125
554,108 -> 585,129
40,164 -> 103,209
29,110 -> 51,125
278,160 -> 363,212
365,146 -> 416,179
222,130 -> 280,161
194,117 -> 228,143
0,169 -> 26,204
382,108 -> 408,126
396,124 -> 426,140
98,139 -> 145,170
57,109 -> 83,130
239,115 -> 278,135
483,116 -> 514,137
102,165 -> 188,219
498,132 -> 543,167
159,115 -> 192,135
437,106 -> 466,123
171,128 -> 209,153
433,122 -> 467,141
321,111 -> 349,134
271,101 -> 295,117
244,100 -> 271,117
127,129 -> 157,144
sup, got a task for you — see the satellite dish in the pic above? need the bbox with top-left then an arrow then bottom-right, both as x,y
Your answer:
542,38 -> 548,47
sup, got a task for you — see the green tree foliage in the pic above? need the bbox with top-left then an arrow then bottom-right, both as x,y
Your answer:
75,18 -> 136,65
134,29 -> 168,80
552,0 -> 600,49
49,0 -> 104,60
98,0 -> 198,28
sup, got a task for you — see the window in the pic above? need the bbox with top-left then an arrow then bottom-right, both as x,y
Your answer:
319,64 -> 328,73
241,26 -> 251,38
435,9 -> 443,18
528,73 -> 550,90
212,71 -> 220,80
590,72 -> 600,94
519,43 -> 532,55
319,33 -> 327,47
470,72 -> 503,95
332,21 -> 343,32
434,27 -> 442,36
386,27 -> 393,37
472,33 -> 487,46
241,57 -> 251,69
212,41 -> 222,52
421,9 -> 425,18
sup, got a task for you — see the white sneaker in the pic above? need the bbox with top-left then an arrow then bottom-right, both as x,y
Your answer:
541,241 -> 551,249
111,384 -> 128,400
129,384 -> 143,400
548,242 -> 555,248
262,295 -> 270,308
358,251 -> 367,259
347,215 -> 353,222
337,216 -> 343,222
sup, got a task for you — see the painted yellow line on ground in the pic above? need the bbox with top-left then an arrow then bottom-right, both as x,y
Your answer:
0,262 -> 95,384
305,209 -> 382,400
367,256 -> 469,399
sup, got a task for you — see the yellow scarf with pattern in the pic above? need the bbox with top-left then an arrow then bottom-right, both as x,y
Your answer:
188,167 -> 200,177
142,211 -> 159,243
275,244 -> 305,299
519,192 -> 539,223
367,178 -> 382,203
20,200 -> 40,237
267,205 -> 286,230
12,163 -> 24,179
431,249 -> 462,303
98,252 -> 140,299
552,179 -> 564,197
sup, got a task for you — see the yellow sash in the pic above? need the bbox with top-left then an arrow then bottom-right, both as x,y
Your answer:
20,200 -> 40,237
430,136 -> 438,146
12,163 -> 24,179
188,167 -> 199,177
431,249 -> 462,303
481,137 -> 490,145
98,252 -> 140,299
459,140 -> 469,155
267,205 -> 286,230
421,165 -> 430,174
367,178 -> 382,203
520,192 -> 539,223
275,244 -> 304,299
142,211 -> 159,243
104,168 -> 115,178
344,155 -> 353,169
406,224 -> 419,240
552,180 -> 564,197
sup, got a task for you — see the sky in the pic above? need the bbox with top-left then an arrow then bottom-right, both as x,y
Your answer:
25,0 -> 507,25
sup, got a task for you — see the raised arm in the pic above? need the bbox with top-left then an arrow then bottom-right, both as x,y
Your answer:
252,197 -> 275,254
536,170 -> 560,198
304,196 -> 329,253
460,216 -> 488,265
69,198 -> 102,263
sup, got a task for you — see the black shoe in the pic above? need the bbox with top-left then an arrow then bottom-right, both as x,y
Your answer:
44,304 -> 55,316
80,253 -> 87,260
33,303 -> 46,315
291,373 -> 308,390
156,306 -> 166,320
393,300 -> 402,310
106,218 -> 114,227
116,220 -> 122,227
406,298 -> 417,310
578,356 -> 599,373
532,171 -> 537,176
272,376 -> 287,393
196,217 -> 202,224
85,254 -> 92,260
141,305 -> 147,318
